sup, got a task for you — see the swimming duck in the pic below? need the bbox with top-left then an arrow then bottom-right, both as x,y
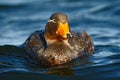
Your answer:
24,12 -> 94,66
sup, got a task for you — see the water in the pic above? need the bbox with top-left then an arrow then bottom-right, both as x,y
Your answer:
0,0 -> 120,80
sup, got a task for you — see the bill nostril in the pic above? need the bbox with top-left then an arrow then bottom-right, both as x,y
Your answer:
67,33 -> 72,38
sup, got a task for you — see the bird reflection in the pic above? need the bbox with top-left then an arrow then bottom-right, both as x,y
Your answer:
45,55 -> 90,76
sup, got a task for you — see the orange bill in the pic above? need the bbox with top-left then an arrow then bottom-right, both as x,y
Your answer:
56,22 -> 71,38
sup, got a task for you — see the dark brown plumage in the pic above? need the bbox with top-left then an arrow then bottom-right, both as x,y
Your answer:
24,12 -> 94,66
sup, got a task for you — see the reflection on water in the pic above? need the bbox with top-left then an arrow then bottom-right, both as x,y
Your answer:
45,68 -> 74,76
0,0 -> 120,80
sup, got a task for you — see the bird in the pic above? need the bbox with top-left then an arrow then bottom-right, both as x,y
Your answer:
23,12 -> 94,66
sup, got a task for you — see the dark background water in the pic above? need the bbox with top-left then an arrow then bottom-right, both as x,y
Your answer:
0,0 -> 120,80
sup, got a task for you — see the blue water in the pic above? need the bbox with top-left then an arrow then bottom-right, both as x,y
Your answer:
0,0 -> 120,80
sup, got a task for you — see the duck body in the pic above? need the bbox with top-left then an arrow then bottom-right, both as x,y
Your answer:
24,12 -> 94,66
24,30 -> 94,66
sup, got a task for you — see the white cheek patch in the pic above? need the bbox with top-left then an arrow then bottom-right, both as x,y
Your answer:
48,19 -> 56,23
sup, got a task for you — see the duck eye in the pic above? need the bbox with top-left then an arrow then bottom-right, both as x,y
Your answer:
53,19 -> 56,22
48,19 -> 56,23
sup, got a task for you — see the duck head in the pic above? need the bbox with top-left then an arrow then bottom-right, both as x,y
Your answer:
44,12 -> 72,42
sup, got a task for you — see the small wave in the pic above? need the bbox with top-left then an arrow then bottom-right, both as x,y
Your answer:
0,0 -> 40,9
0,68 -> 28,73
0,0 -> 37,5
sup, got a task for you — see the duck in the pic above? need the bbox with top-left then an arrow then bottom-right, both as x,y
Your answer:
23,12 -> 94,66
